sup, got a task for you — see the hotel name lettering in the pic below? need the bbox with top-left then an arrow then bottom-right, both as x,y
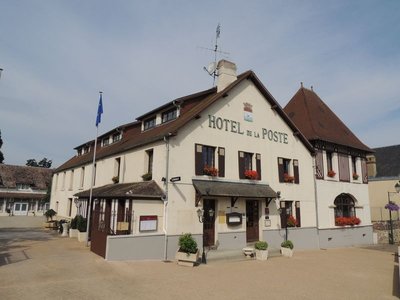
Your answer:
208,115 -> 289,144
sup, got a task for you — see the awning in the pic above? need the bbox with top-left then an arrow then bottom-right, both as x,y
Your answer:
192,179 -> 277,199
74,180 -> 165,200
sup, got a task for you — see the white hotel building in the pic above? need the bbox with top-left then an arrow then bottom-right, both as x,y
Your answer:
50,60 -> 373,260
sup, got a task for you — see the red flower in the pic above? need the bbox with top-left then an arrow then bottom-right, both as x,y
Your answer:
287,215 -> 297,227
283,173 -> 295,183
327,170 -> 336,177
203,165 -> 218,177
335,216 -> 361,226
244,170 -> 258,180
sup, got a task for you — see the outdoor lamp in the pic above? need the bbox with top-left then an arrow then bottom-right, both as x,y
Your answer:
197,207 -> 215,264
387,181 -> 400,244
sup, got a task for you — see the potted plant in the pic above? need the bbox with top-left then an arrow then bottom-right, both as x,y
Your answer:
112,176 -> 119,184
203,165 -> 218,177
244,170 -> 258,180
175,233 -> 199,267
255,241 -> 268,261
352,172 -> 359,180
44,209 -> 58,229
76,215 -> 88,242
287,215 -> 297,227
327,170 -> 336,178
69,215 -> 79,238
281,240 -> 294,257
283,173 -> 295,183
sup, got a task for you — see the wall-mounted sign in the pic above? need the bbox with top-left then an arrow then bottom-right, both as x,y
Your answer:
170,176 -> 181,182
139,215 -> 158,232
243,102 -> 253,122
208,115 -> 289,144
264,219 -> 271,227
226,212 -> 243,226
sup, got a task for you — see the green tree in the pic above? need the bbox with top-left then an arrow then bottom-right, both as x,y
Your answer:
26,158 -> 52,168
0,130 -> 4,164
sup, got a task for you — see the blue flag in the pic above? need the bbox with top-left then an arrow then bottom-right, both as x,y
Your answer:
96,93 -> 103,127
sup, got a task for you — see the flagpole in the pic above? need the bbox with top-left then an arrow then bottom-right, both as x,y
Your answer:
86,91 -> 103,247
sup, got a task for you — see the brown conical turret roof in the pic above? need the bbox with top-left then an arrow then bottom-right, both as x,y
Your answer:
284,87 -> 372,153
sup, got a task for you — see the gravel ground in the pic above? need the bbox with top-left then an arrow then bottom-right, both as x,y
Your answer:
0,217 -> 398,300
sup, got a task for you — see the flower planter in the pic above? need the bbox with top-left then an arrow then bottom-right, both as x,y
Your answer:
78,231 -> 87,242
175,250 -> 199,267
255,249 -> 268,261
69,228 -> 79,238
281,247 -> 294,257
61,223 -> 69,237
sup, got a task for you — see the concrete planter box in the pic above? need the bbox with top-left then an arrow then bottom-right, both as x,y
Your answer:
175,250 -> 199,267
281,247 -> 294,257
69,229 -> 79,238
255,249 -> 268,261
78,231 -> 87,242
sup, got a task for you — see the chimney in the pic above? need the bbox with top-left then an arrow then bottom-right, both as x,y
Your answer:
366,154 -> 377,177
216,60 -> 237,92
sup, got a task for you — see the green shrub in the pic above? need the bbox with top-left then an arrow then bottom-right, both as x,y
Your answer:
44,209 -> 57,221
178,233 -> 198,254
76,215 -> 87,232
255,241 -> 268,250
281,240 -> 294,249
70,215 -> 78,229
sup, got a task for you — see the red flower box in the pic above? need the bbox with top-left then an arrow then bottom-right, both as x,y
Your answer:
244,170 -> 258,180
335,216 -> 361,226
203,165 -> 218,177
283,173 -> 295,183
327,170 -> 336,177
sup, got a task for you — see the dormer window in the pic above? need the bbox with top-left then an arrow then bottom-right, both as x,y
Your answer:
77,149 -> 82,156
112,132 -> 122,143
83,146 -> 90,154
17,183 -> 31,190
144,117 -> 156,130
162,108 -> 177,123
102,137 -> 110,147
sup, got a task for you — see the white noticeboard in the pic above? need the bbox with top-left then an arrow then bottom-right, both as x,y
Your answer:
139,215 -> 158,232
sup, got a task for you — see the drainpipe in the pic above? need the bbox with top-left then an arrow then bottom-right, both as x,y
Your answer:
312,155 -> 321,248
163,134 -> 171,261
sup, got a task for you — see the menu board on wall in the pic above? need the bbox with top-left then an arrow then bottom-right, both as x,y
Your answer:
139,215 -> 158,232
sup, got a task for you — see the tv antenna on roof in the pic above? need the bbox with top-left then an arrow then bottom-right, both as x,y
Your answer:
199,23 -> 230,86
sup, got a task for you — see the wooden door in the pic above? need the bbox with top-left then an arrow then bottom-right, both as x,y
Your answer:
246,200 -> 259,243
90,199 -> 111,258
203,199 -> 216,247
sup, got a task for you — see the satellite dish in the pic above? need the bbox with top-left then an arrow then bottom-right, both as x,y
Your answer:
204,62 -> 216,75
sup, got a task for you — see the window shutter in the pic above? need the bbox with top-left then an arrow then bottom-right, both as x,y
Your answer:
338,154 -> 350,182
315,150 -> 324,179
295,201 -> 301,227
256,153 -> 261,180
218,147 -> 225,178
293,159 -> 299,184
278,157 -> 284,182
238,151 -> 245,179
361,158 -> 368,184
195,144 -> 203,175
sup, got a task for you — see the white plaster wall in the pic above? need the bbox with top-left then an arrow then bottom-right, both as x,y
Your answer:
165,80 -> 317,235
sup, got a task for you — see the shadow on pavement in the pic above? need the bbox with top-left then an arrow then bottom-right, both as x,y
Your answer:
0,227 -> 56,267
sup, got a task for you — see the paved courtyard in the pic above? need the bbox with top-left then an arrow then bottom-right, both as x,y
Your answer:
0,217 -> 399,299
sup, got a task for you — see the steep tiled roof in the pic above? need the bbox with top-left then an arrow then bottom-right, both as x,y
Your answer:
0,164 -> 53,190
284,87 -> 372,153
55,71 -> 314,172
373,145 -> 400,178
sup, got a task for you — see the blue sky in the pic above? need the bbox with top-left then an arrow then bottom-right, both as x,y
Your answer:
0,0 -> 399,167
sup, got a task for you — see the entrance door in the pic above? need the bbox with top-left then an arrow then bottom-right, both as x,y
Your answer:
203,199 -> 216,247
90,199 -> 111,258
246,200 -> 259,243
14,202 -> 28,216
